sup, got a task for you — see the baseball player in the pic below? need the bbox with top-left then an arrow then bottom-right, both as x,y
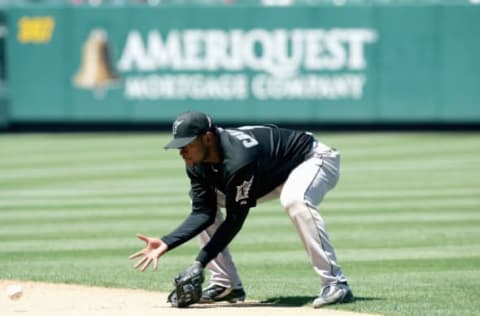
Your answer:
129,111 -> 353,308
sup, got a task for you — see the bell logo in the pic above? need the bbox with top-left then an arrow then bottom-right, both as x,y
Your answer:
73,29 -> 119,96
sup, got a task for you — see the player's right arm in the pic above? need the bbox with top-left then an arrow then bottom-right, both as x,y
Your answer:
130,168 -> 216,271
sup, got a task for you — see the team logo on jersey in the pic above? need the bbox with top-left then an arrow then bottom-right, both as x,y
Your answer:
172,119 -> 184,135
235,176 -> 254,205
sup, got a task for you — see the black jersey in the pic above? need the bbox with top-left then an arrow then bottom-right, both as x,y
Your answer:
190,125 -> 315,209
162,125 -> 315,266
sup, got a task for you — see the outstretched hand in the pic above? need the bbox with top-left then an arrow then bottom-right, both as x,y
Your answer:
129,234 -> 168,272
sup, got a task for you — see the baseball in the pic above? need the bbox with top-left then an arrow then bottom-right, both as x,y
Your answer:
6,284 -> 23,300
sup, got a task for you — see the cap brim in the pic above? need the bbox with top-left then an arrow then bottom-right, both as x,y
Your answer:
164,136 -> 197,149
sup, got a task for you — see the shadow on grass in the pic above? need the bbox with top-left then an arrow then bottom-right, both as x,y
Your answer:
261,296 -> 314,306
261,295 -> 382,307
183,296 -> 382,309
183,298 -> 309,309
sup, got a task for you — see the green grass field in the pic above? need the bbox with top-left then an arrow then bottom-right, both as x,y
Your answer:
1,132 -> 479,316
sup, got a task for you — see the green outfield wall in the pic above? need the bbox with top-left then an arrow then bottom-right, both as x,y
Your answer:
4,4 -> 480,125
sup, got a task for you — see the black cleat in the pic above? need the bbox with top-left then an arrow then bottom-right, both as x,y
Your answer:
199,284 -> 246,303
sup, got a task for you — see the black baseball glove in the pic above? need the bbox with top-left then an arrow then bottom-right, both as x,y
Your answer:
167,262 -> 204,308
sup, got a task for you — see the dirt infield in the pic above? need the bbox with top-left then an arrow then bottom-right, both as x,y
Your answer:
0,280 -> 375,316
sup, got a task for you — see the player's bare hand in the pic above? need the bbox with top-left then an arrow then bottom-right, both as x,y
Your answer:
129,234 -> 168,272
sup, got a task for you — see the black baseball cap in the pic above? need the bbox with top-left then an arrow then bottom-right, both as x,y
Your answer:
164,111 -> 213,149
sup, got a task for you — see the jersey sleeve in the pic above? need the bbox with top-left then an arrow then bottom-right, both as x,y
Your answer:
188,167 -> 217,213
161,211 -> 214,250
160,167 -> 217,250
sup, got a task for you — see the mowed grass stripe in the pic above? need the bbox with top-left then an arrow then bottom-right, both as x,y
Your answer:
0,174 -> 184,188
45,178 -> 189,192
3,153 -> 478,178
325,134 -> 480,156
0,149 -> 168,168
1,186 -> 478,199
342,160 -> 478,171
328,188 -> 480,199
1,164 -> 182,182
2,193 -> 478,208
343,174 -> 478,186
342,143 -> 479,159
0,134 -> 163,154
2,224 -> 478,249
2,199 -> 479,219
0,185 -> 188,197
2,222 -> 478,255
2,227 -> 477,254
5,155 -> 478,176
2,207 -> 479,226
1,161 -> 182,178
0,195 -> 190,207
2,242 -> 478,264
3,199 -> 477,213
342,141 -> 480,158
2,220 -> 478,242
1,178 -> 478,202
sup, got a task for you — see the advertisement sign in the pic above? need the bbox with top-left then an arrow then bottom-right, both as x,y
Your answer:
6,5 -> 480,123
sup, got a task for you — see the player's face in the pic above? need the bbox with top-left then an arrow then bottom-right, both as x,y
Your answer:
179,136 -> 208,166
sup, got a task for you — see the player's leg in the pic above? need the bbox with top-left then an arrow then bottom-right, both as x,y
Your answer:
280,146 -> 353,307
197,191 -> 245,303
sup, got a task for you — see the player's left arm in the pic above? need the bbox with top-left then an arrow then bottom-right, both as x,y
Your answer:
195,164 -> 256,266
195,205 -> 250,266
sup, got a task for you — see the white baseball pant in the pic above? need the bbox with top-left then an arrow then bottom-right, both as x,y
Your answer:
198,140 -> 347,290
